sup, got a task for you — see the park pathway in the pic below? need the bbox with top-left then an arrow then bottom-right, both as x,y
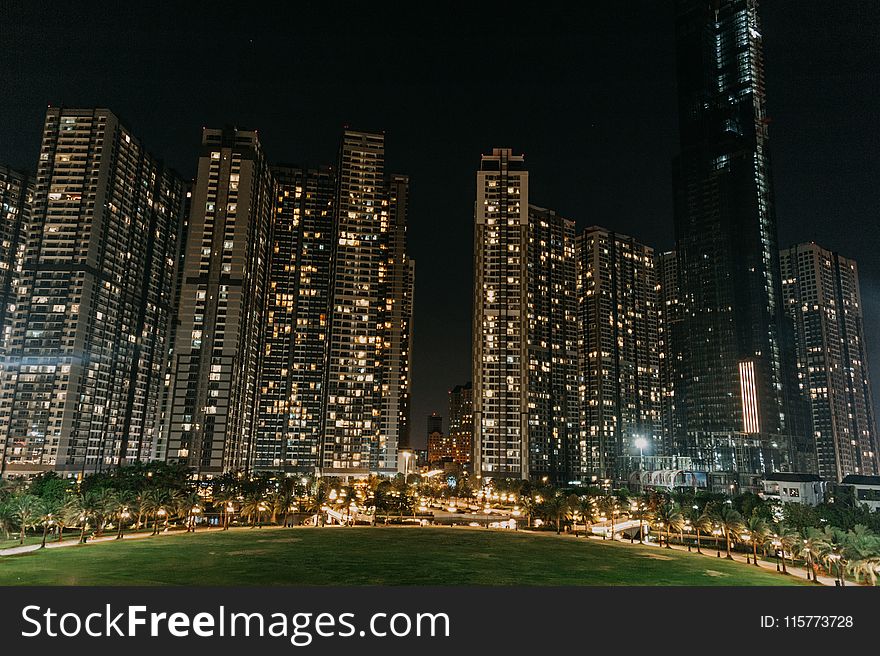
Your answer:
574,530 -> 847,586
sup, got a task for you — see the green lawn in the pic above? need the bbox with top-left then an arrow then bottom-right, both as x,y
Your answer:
0,526 -> 807,586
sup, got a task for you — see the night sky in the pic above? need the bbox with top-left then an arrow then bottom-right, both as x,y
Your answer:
2,2 -> 879,449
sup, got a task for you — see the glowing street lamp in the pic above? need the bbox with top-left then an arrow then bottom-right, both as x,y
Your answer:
634,436 -> 648,473
712,526 -> 722,558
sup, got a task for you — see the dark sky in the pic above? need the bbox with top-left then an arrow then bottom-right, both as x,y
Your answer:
2,2 -> 879,449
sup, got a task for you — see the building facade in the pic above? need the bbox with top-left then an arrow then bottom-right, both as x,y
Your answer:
379,174 -> 414,455
254,165 -> 336,473
447,382 -> 474,464
321,130 -> 413,477
0,108 -> 184,477
656,251 -> 684,459
472,149 -> 579,483
671,0 -> 808,484
0,165 -> 34,471
0,166 -> 33,357
165,127 -> 274,476
577,227 -> 661,484
780,243 -> 879,480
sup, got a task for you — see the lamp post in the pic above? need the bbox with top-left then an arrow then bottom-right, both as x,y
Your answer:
634,436 -> 647,470
634,437 -> 648,499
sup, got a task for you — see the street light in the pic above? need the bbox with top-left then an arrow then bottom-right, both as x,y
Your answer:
712,526 -> 722,558
634,436 -> 648,471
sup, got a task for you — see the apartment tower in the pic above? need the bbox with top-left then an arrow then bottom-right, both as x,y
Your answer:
0,108 -> 184,477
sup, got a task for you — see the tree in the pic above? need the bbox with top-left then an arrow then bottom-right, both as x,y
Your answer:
212,489 -> 235,530
715,505 -> 744,559
104,491 -> 135,539
175,491 -> 202,532
11,494 -> 42,544
693,509 -> 713,554
774,523 -> 799,574
576,496 -> 595,536
273,480 -> 297,527
341,485 -> 358,526
782,502 -> 819,532
64,492 -> 103,543
653,501 -> 684,548
92,488 -> 118,537
797,528 -> 829,582
140,488 -> 172,536
841,525 -> 880,586
38,497 -> 62,548
519,495 -> 538,529
240,494 -> 266,528
310,480 -> 330,524
745,514 -> 770,566
598,494 -> 620,540
542,493 -> 569,534
0,498 -> 14,541
28,472 -> 72,502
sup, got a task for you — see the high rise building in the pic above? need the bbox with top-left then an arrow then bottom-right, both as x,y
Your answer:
472,149 -> 579,483
165,127 -> 274,476
153,182 -> 193,464
671,0 -> 808,484
577,227 -> 661,484
528,206 -> 580,483
656,251 -> 684,457
0,165 -> 34,471
780,244 -> 879,480
379,174 -> 414,453
254,165 -> 336,474
0,166 -> 33,355
448,381 -> 474,463
427,412 -> 443,437
0,108 -> 185,477
321,129 -> 413,477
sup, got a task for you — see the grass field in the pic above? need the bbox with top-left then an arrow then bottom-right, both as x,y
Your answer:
0,526 -> 807,586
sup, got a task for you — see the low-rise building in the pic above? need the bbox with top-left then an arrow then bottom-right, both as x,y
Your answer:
761,473 -> 827,506
839,474 -> 880,511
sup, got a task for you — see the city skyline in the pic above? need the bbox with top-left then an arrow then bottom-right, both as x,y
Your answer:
1,3 -> 879,450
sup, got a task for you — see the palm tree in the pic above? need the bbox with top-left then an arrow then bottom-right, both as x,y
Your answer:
576,496 -> 595,536
745,514 -> 770,566
106,491 -> 135,539
518,495 -> 538,529
240,493 -> 266,528
176,491 -> 202,532
817,525 -> 847,586
774,523 -> 799,574
309,482 -> 329,526
11,494 -> 42,544
841,525 -> 880,586
797,528 -> 830,583
64,492 -> 102,543
273,481 -> 297,527
38,497 -> 62,548
543,493 -> 569,534
52,495 -> 71,542
92,488 -> 118,537
0,498 -> 14,541
598,494 -> 620,540
693,507 -> 713,553
140,488 -> 171,536
212,489 -> 235,530
715,505 -> 744,559
653,501 -> 684,548
341,485 -> 358,526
